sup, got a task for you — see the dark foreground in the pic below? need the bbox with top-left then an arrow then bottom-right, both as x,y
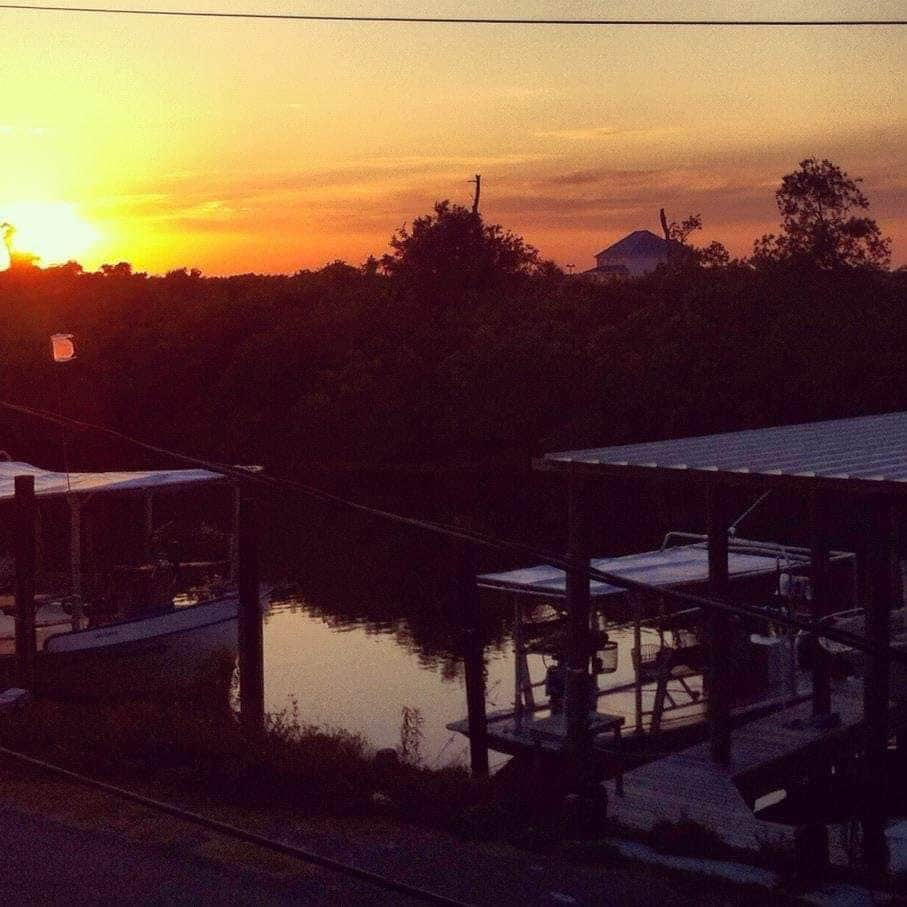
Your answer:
0,761 -> 794,906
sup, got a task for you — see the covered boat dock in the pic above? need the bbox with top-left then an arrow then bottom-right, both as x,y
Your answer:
531,411 -> 907,869
0,460 -> 230,622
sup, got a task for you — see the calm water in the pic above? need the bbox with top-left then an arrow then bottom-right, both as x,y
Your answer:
260,590 -> 650,768
263,594 -> 511,767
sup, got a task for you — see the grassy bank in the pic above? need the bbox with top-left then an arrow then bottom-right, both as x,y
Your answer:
0,695 -> 572,847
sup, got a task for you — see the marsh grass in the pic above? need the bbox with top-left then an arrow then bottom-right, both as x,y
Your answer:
0,694 -> 513,834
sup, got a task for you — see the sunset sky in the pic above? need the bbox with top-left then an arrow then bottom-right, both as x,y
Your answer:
1,1 -> 905,274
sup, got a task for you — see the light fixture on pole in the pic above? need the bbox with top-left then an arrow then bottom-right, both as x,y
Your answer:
50,332 -> 81,627
51,333 -> 76,363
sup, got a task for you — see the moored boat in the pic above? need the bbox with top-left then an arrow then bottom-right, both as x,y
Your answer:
0,459 -> 242,700
449,533 -> 857,760
36,593 -> 239,699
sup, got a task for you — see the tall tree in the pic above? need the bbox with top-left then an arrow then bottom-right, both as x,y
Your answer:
752,158 -> 891,269
381,201 -> 542,300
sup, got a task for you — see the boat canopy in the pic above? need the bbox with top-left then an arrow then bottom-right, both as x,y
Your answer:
0,461 -> 224,501
477,543 -> 795,599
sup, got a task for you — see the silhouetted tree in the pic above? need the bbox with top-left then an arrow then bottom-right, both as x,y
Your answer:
752,158 -> 891,269
667,213 -> 702,246
100,262 -> 134,278
661,212 -> 731,269
381,201 -> 542,300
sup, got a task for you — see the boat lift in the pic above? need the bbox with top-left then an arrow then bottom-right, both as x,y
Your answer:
453,536 -> 854,759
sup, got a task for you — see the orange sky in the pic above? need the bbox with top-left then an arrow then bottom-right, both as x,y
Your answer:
0,1 -> 904,273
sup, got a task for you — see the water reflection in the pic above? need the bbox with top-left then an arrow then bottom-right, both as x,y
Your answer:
263,590 -> 514,768
261,587 -> 654,769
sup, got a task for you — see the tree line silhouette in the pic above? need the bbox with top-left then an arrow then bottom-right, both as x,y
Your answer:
0,158 -> 902,519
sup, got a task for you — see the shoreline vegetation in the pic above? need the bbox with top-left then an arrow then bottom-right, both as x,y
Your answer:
0,691 -> 572,848
0,691 -> 872,902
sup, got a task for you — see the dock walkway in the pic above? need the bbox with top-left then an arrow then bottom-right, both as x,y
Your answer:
605,680 -> 899,853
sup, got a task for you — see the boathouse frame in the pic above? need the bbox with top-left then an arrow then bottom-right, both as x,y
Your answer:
530,412 -> 907,868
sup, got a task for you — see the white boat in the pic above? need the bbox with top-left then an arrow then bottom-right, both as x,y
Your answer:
450,534 -> 857,756
36,593 -> 239,700
0,459 -> 243,700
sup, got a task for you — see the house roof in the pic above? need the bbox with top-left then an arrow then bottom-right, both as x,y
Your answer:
595,229 -> 671,259
540,410 -> 907,497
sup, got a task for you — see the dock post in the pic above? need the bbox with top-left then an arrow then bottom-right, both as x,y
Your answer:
238,493 -> 265,735
67,496 -> 84,630
512,593 -> 525,734
229,482 -> 241,585
142,490 -> 154,564
458,543 -> 488,778
706,484 -> 731,765
809,493 -> 832,717
632,593 -> 644,735
565,473 -> 593,794
14,475 -> 37,690
861,499 -> 894,873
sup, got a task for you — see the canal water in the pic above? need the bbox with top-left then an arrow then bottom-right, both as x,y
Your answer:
260,589 -> 645,769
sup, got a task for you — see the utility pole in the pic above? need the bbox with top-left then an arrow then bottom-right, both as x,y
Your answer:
470,174 -> 481,216
659,208 -> 672,265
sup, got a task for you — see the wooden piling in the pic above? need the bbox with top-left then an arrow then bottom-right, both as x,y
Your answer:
68,496 -> 84,629
229,482 -> 241,585
632,593 -> 644,736
809,493 -> 832,716
706,484 -> 731,765
14,475 -> 37,690
861,499 -> 894,872
142,490 -> 154,564
565,474 -> 593,791
238,493 -> 265,735
512,593 -> 525,734
458,542 -> 488,778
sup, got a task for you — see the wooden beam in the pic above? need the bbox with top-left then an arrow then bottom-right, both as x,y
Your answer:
707,484 -> 732,765
238,494 -> 265,735
68,496 -> 84,630
633,593 -> 644,735
142,490 -> 154,564
458,543 -> 488,778
512,593 -> 525,733
565,474 -> 593,790
229,482 -> 241,585
809,493 -> 832,716
861,499 -> 895,872
14,475 -> 37,690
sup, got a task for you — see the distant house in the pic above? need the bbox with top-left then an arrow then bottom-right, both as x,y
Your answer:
581,229 -> 675,281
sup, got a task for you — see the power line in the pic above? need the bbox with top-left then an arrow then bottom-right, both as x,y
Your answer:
0,396 -> 896,661
0,744 -> 467,906
0,4 -> 904,26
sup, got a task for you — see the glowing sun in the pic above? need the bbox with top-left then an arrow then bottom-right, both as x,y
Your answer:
1,201 -> 99,268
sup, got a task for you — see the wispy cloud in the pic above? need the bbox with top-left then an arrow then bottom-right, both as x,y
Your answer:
532,125 -> 681,142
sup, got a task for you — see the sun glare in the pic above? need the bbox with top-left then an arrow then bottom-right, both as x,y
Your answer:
0,201 -> 99,268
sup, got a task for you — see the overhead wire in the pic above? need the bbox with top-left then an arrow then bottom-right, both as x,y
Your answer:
0,397 -> 897,661
0,4 -> 904,26
0,743 -> 468,906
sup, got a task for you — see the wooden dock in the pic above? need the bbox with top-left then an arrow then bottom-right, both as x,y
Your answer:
605,679 -> 906,854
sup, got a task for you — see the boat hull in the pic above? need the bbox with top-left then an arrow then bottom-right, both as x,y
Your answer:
2,596 -> 238,701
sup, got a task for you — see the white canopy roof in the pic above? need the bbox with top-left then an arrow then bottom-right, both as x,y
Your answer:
0,461 -> 223,500
478,544 -> 794,599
